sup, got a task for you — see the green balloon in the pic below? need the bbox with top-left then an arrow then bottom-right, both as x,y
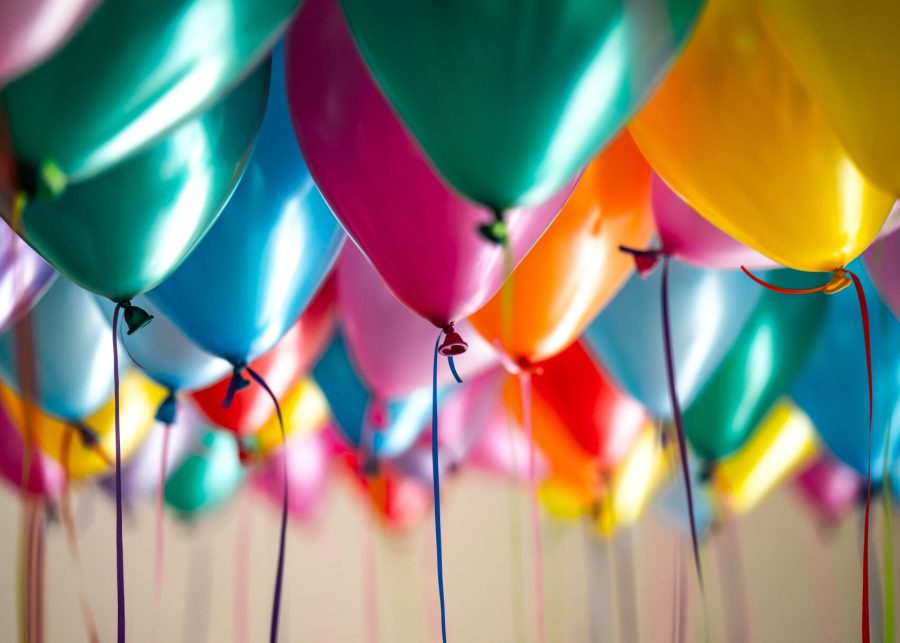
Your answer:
340,0 -> 703,210
165,429 -> 244,517
1,0 -> 299,189
682,271 -> 827,462
9,60 -> 270,302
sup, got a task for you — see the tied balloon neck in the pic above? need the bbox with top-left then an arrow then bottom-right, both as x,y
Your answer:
823,268 -> 852,295
619,245 -> 663,278
361,454 -> 381,478
119,300 -> 153,335
698,461 -> 716,484
478,208 -> 509,245
71,422 -> 101,450
15,160 -> 67,202
154,390 -> 178,425
237,435 -> 259,467
222,363 -> 251,409
439,322 -> 468,357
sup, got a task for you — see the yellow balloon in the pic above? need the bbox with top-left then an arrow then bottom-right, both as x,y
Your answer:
714,398 -> 818,514
0,372 -> 166,480
538,478 -> 592,522
760,0 -> 900,196
630,0 -> 894,272
251,379 -> 329,458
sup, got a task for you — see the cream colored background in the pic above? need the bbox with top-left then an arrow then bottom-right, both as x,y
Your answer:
0,473 -> 893,642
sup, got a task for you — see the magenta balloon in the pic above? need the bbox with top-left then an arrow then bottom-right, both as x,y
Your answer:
864,202 -> 900,320
793,456 -> 861,523
0,0 -> 97,86
0,220 -> 55,334
284,0 -> 570,327
337,244 -> 497,398
0,400 -> 62,498
652,175 -> 776,270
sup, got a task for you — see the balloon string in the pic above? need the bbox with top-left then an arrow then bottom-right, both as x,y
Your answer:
740,266 -> 831,294
111,303 -> 126,643
363,505 -> 379,643
882,466 -> 894,643
519,373 -> 545,643
504,411 -> 526,642
714,516 -> 750,643
60,430 -> 100,643
431,331 -> 449,643
245,366 -> 289,643
235,490 -> 252,643
155,422 -> 172,601
660,257 -> 704,589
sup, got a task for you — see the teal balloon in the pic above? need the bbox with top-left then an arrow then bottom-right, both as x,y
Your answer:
10,62 -> 270,302
0,277 -> 121,421
1,0 -> 300,186
793,265 -> 900,480
165,429 -> 244,517
339,0 -> 704,209
147,49 -> 344,364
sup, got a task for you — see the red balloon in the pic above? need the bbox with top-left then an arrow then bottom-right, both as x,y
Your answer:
191,279 -> 336,435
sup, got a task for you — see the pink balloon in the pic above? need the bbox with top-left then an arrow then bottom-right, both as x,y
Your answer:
0,219 -> 55,334
864,202 -> 900,320
0,399 -> 62,498
793,455 -> 861,523
0,0 -> 98,86
285,0 -> 571,328
337,244 -> 497,398
652,175 -> 776,270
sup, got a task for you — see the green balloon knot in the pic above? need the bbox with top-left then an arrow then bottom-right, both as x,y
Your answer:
121,300 -> 154,335
478,209 -> 508,245
17,161 -> 67,200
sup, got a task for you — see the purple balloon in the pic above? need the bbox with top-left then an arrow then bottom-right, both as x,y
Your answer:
0,0 -> 98,86
793,455 -> 861,523
0,398 -> 62,498
0,220 -> 55,333
864,202 -> 900,320
97,402 -> 204,505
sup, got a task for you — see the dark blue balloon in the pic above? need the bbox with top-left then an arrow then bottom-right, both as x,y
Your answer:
793,264 -> 900,480
147,47 -> 344,364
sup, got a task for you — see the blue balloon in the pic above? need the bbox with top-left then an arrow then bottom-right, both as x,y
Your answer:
655,456 -> 715,540
313,334 -> 446,458
0,276 -> 121,420
147,47 -> 344,364
95,295 -> 231,393
793,264 -> 900,481
583,262 -> 761,419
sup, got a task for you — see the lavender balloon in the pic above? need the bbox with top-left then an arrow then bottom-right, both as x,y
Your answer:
864,202 -> 900,320
0,220 -> 55,333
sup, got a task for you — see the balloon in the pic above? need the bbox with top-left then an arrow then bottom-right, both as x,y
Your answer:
9,63 -> 269,303
1,0 -> 300,186
0,277 -> 118,421
713,399 -> 818,514
630,0 -> 895,272
0,218 -> 55,334
651,175 -> 775,270
793,265 -> 900,479
338,0 -> 704,210
285,0 -> 569,328
0,398 -> 62,498
655,456 -> 717,540
0,0 -> 97,86
190,281 -> 336,436
312,334 -> 443,459
470,132 -> 654,365
504,341 -> 646,501
147,50 -> 344,364
95,295 -> 230,396
252,425 -> 336,522
97,403 -> 205,505
0,371 -> 166,480
864,210 -> 900,321
584,262 -> 761,419
165,428 -> 244,518
759,0 -> 900,196
793,455 -> 862,524
336,244 -> 497,399
250,379 -> 329,460
682,271 -> 826,461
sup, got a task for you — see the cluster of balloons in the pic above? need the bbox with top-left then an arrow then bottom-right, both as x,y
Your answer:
2,0 -> 900,641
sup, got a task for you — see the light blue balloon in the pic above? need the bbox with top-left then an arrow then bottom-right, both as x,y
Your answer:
793,264 -> 900,481
147,46 -> 344,364
583,262 -> 761,419
0,276 -> 121,420
313,334 -> 446,458
95,295 -> 231,393
655,456 -> 715,540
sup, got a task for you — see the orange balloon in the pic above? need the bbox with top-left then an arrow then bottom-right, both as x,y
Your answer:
470,131 -> 653,366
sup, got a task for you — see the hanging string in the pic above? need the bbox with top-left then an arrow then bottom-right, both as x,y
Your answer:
155,420 -> 173,601
503,411 -> 526,642
518,372 -> 546,643
362,504 -> 379,643
111,303 -> 127,643
615,528 -> 640,643
244,366 -> 289,643
714,516 -> 750,643
235,490 -> 253,643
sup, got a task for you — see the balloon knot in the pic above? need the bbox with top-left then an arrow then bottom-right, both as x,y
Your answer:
237,437 -> 258,466
72,422 -> 101,449
120,300 -> 154,335
361,455 -> 380,478
222,363 -> 250,408
439,322 -> 468,356
823,268 -> 852,295
154,390 -> 177,425
698,461 -> 716,483
478,208 -> 508,245
618,245 -> 663,278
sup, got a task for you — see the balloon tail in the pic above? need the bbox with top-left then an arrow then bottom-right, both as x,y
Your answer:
245,366 -> 289,643
504,411 -> 526,642
660,257 -> 704,589
619,245 -> 662,278
155,421 -> 172,601
235,491 -> 252,643
519,373 -> 545,643
111,303 -> 126,643
478,208 -> 509,245
714,516 -> 750,643
21,499 -> 45,643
